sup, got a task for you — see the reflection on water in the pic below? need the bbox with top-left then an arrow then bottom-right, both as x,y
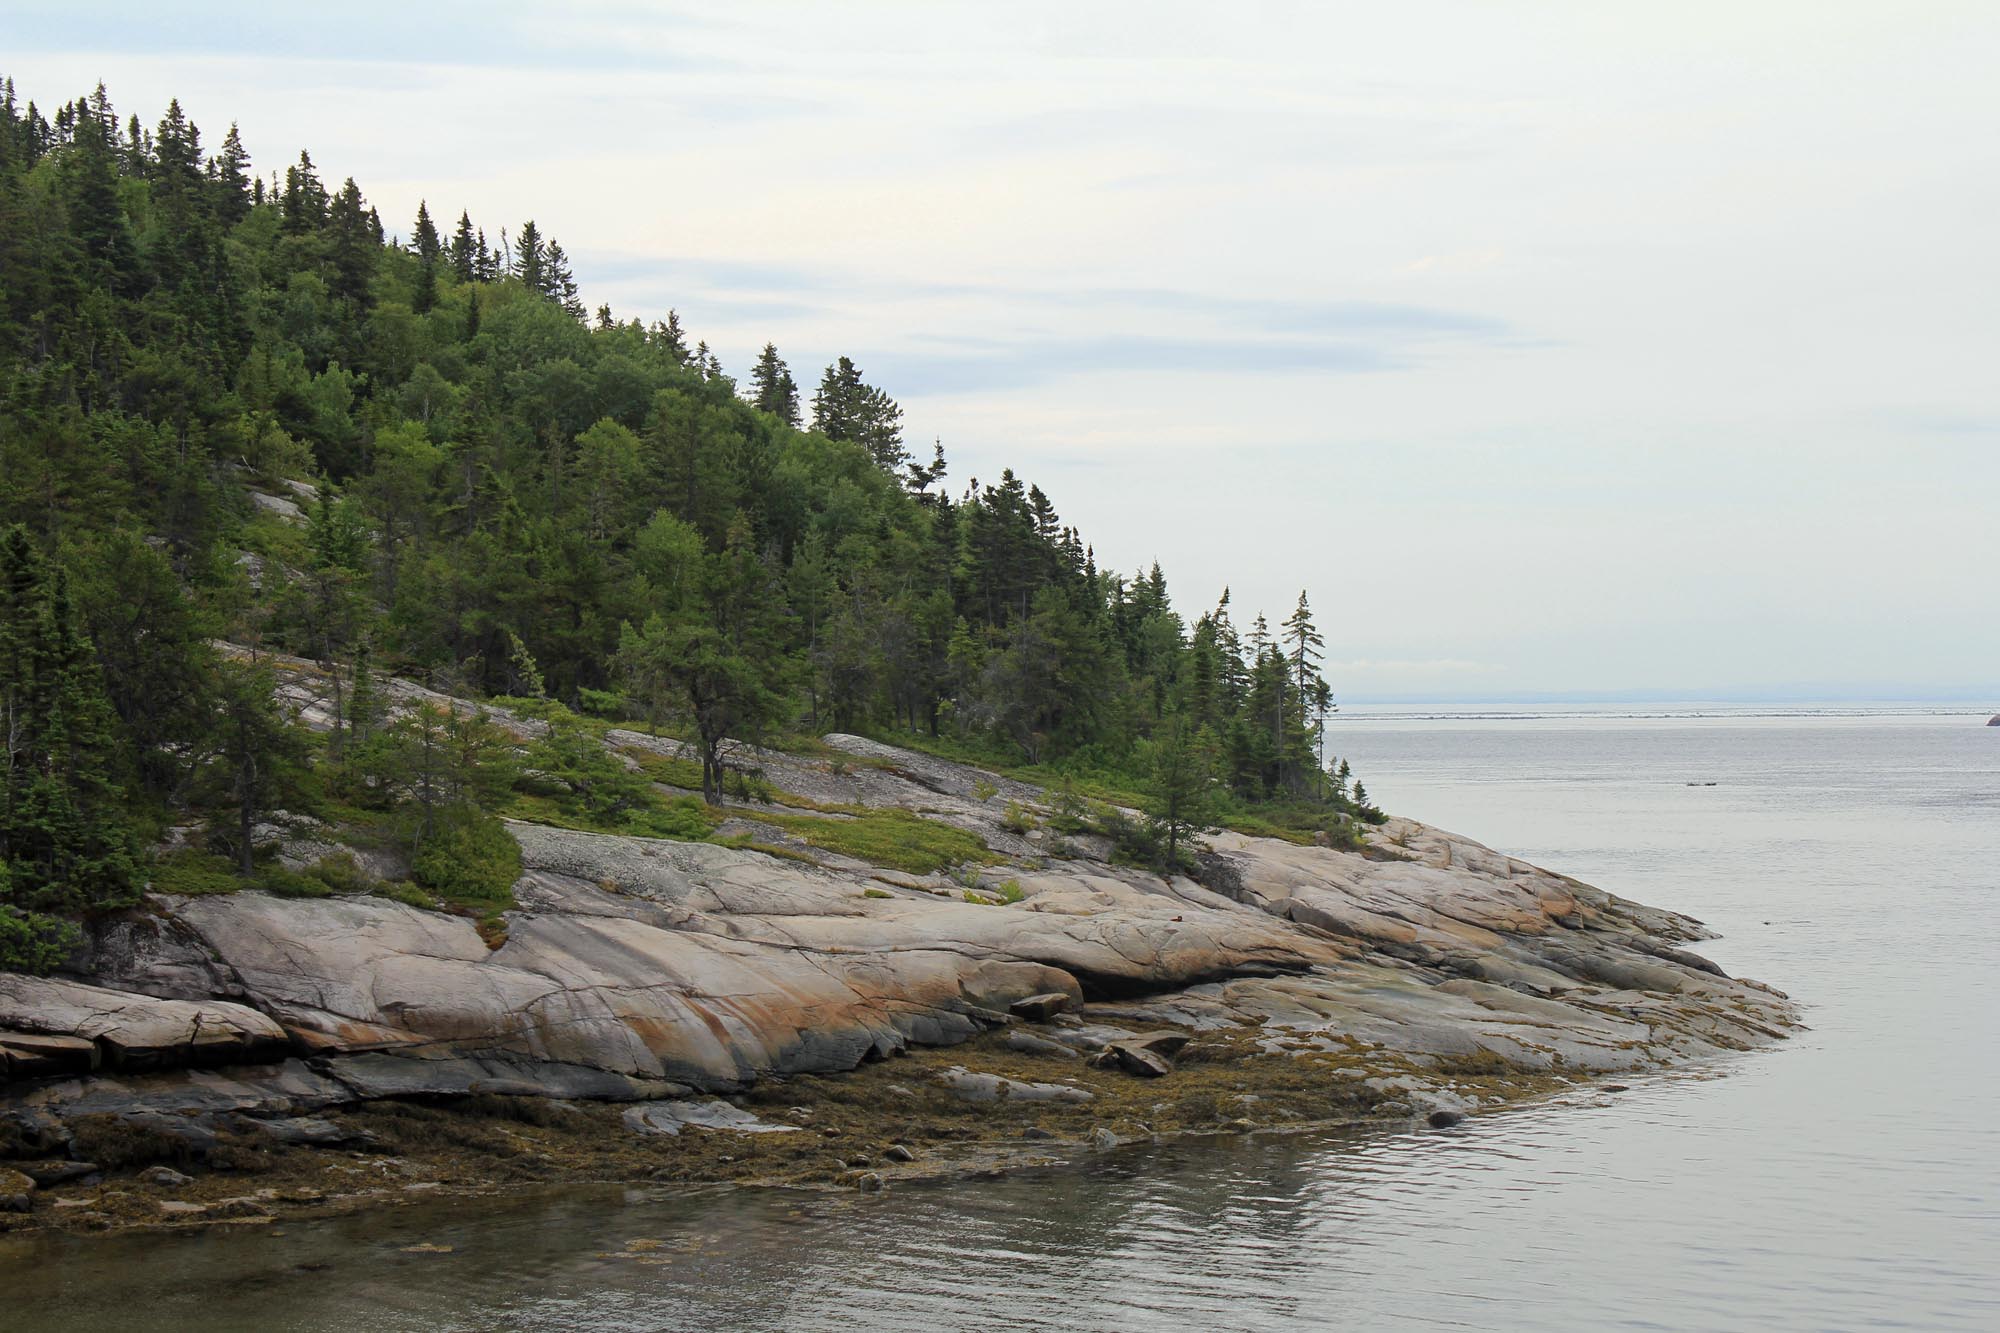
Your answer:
9,710 -> 1999,1331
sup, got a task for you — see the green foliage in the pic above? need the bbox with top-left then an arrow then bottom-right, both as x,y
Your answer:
411,806 -> 521,911
524,707 -> 654,826
994,878 -> 1025,904
0,900 -> 81,974
760,808 -> 995,875
0,74 -> 1393,932
1000,801 -> 1036,834
147,849 -> 245,896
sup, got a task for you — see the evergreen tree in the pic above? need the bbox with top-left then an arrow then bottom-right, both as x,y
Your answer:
281,149 -> 327,233
0,527 -> 138,971
1146,711 -> 1220,873
450,209 -> 477,282
545,240 -> 583,317
212,122 -> 252,224
205,659 -> 307,876
813,356 -> 906,469
411,200 -> 441,261
326,177 -> 376,309
513,219 -> 546,294
748,342 -> 800,425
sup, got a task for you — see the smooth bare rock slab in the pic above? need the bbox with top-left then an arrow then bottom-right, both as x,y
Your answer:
0,976 -> 287,1073
0,733 -> 1797,1136
2,1032 -> 99,1078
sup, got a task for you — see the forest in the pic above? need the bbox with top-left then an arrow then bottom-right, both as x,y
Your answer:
0,79 -> 1378,971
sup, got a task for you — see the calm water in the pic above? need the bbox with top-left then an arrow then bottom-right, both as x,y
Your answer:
7,706 -> 1998,1331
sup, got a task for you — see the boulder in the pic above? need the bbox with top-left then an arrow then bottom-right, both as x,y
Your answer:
1427,1109 -> 1467,1128
139,1165 -> 194,1187
18,1161 -> 98,1187
1008,993 -> 1072,1022
1003,1031 -> 1079,1059
1105,1044 -> 1173,1078
0,1167 -> 36,1212
621,1100 -> 798,1136
934,1067 -> 1093,1105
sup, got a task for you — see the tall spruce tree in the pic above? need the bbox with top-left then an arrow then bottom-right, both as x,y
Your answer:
0,527 -> 138,971
749,343 -> 799,425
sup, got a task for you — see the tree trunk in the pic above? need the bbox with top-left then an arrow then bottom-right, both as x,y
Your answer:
236,757 -> 256,876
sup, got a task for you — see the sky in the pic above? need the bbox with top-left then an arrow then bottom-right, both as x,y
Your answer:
9,1 -> 1998,701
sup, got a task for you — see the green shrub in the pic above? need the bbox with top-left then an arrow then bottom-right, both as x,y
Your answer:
306,851 -> 376,895
862,887 -> 893,899
147,849 -> 243,897
413,808 -> 522,911
994,878 -> 1025,904
0,902 -> 80,975
621,746 -> 706,792
971,779 -> 999,803
577,687 -> 631,720
1000,801 -> 1036,834
726,768 -> 775,803
257,865 -> 333,898
759,808 -> 995,875
374,880 -> 439,910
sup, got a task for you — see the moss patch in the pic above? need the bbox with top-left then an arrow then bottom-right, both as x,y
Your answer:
753,808 -> 998,875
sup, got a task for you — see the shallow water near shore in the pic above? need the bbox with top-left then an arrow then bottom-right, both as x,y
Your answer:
8,704 -> 1998,1331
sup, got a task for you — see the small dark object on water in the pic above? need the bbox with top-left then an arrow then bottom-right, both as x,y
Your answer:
1427,1109 -> 1466,1129
1603,1084 -> 1630,1093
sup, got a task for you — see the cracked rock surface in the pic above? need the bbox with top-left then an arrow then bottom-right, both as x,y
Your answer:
1,732 -> 1796,1140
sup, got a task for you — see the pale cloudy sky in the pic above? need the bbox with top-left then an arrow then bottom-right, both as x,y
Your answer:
11,1 -> 1998,700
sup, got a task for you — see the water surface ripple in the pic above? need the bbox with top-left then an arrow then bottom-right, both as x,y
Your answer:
7,708 -> 1996,1330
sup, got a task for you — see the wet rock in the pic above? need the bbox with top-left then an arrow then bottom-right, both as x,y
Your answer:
1121,1031 -> 1192,1058
19,1161 -> 99,1187
856,1172 -> 886,1192
1008,993 -> 1072,1022
1427,1109 -> 1467,1128
156,1200 -> 207,1218
230,1115 -> 355,1147
884,1144 -> 915,1162
935,1067 -> 1093,1105
139,1165 -> 194,1187
209,1197 -> 273,1219
1087,1127 -> 1119,1151
1003,1031 -> 1079,1059
1106,1044 -> 1173,1078
3,731 -> 1796,1141
0,1167 -> 35,1212
622,1100 -> 800,1137
1019,1127 -> 1055,1141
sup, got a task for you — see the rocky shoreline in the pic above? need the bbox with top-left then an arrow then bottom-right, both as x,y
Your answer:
2,725 -> 1798,1238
